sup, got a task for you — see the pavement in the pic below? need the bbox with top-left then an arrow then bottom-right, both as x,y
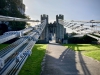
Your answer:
41,41 -> 100,75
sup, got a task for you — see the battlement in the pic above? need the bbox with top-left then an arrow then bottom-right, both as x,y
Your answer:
41,14 -> 48,24
41,14 -> 48,20
56,14 -> 64,20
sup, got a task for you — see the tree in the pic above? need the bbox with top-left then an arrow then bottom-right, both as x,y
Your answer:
0,0 -> 27,33
0,23 -> 8,35
71,32 -> 77,36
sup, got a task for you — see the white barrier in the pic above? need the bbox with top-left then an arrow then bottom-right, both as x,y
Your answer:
0,58 -> 4,69
0,27 -> 33,44
0,19 -> 47,75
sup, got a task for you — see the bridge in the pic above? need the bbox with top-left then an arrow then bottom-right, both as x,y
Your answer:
0,14 -> 100,75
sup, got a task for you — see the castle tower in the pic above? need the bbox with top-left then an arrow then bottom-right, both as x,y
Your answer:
40,14 -> 49,43
56,14 -> 64,42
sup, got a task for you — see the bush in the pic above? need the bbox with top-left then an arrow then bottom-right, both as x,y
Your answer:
68,35 -> 97,44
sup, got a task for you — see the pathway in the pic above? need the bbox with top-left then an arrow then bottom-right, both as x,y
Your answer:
42,43 -> 100,75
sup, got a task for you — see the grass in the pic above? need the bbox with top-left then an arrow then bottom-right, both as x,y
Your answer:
18,44 -> 47,75
63,44 -> 100,61
0,44 -> 9,50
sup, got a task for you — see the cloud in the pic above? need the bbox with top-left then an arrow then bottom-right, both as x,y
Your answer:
25,6 -> 28,10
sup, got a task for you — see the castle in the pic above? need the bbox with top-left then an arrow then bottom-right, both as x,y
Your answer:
39,14 -> 66,43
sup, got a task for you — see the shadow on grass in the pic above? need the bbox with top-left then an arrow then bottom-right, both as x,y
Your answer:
18,44 -> 46,75
91,44 -> 100,49
63,44 -> 100,51
63,44 -> 91,75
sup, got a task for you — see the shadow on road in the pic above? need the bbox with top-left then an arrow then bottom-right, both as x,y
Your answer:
58,48 -> 79,75
78,51 -> 91,75
42,44 -> 91,75
67,45 -> 91,75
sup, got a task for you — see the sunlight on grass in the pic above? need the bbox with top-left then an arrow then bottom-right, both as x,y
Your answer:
0,44 -> 9,50
85,50 -> 100,61
18,44 -> 47,75
63,44 -> 100,51
63,44 -> 100,61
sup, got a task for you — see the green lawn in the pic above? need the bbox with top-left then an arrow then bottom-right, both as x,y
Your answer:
63,44 -> 100,61
0,44 -> 9,50
18,44 -> 47,75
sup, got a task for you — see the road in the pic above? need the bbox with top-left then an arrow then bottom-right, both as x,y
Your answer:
42,42 -> 100,75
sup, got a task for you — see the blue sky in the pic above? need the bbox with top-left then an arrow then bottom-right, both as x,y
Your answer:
23,0 -> 100,23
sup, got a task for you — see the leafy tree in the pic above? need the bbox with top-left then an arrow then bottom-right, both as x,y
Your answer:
0,0 -> 28,33
0,23 -> 8,35
71,32 -> 77,36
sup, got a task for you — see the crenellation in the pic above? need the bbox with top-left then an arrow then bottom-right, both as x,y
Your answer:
40,14 -> 49,43
40,14 -> 65,43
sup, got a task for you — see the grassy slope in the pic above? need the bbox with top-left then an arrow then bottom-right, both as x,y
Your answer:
63,44 -> 100,61
18,44 -> 47,75
0,44 -> 9,50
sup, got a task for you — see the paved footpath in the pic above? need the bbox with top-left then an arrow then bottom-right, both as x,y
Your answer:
42,43 -> 100,75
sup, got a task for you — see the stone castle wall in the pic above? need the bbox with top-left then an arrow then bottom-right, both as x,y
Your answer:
39,14 -> 65,43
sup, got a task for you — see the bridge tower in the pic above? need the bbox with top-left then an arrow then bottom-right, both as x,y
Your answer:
40,14 -> 49,43
56,14 -> 64,42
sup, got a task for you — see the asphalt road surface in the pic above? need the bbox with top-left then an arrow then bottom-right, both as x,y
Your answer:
42,43 -> 100,75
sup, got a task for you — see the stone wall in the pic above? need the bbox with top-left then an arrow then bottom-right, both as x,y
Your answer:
40,14 -> 49,43
56,14 -> 64,42
40,14 -> 65,43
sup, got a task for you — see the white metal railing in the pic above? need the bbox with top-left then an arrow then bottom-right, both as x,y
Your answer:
87,34 -> 100,40
0,15 -> 40,22
60,19 -> 100,23
0,27 -> 33,44
93,33 -> 100,37
0,18 -> 47,75
59,19 -> 100,40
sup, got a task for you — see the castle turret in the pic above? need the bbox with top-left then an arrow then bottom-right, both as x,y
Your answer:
56,14 -> 64,43
39,14 -> 49,43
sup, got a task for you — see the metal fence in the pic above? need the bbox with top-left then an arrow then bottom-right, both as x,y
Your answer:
0,15 -> 46,75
